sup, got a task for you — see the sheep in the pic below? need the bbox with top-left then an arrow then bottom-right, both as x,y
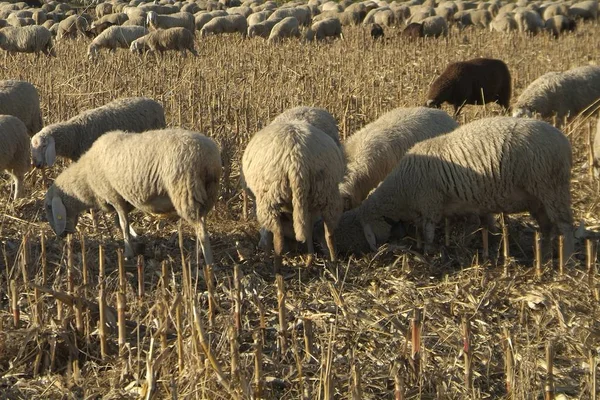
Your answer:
246,10 -> 271,26
569,0 -> 598,20
0,115 -> 30,201
304,17 -> 343,41
32,10 -> 46,25
545,15 -> 577,37
0,80 -> 43,137
31,97 -> 166,168
326,117 -> 574,260
490,13 -> 518,32
88,25 -> 148,59
0,25 -> 55,56
513,65 -> 600,124
270,106 -> 340,145
455,9 -> 492,28
130,27 -> 198,57
44,129 -> 221,263
242,121 -> 345,269
89,13 -> 129,36
227,5 -> 253,17
200,14 -> 247,36
267,16 -> 300,43
370,22 -> 383,38
372,8 -> 395,26
247,17 -> 280,37
268,7 -> 310,26
56,14 -> 89,40
543,3 -> 569,20
514,9 -> 544,34
340,107 -> 458,210
402,22 -> 424,39
146,10 -> 195,32
425,58 -> 512,116
421,15 -> 448,37
95,2 -> 113,19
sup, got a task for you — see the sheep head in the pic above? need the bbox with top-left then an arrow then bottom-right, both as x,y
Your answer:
44,185 -> 79,237
31,131 -> 56,168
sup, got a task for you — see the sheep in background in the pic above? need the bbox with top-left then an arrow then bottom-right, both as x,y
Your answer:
89,13 -> 129,36
545,15 -> 576,37
304,17 -> 343,41
194,10 -> 227,30
270,106 -> 340,145
130,27 -> 198,57
31,97 -> 166,168
0,80 -> 43,136
0,25 -> 55,56
242,121 -> 344,269
513,65 -> 600,124
422,15 -> 448,37
247,18 -> 281,37
370,22 -> 384,39
200,14 -> 248,36
569,0 -> 598,20
56,14 -> 90,40
326,117 -> 574,259
95,2 -> 113,19
268,16 -> 301,43
340,107 -> 458,210
146,10 -> 195,33
426,58 -> 512,116
0,115 -> 30,200
268,7 -> 311,26
514,9 -> 544,34
402,22 -> 424,39
490,13 -> 518,33
88,25 -> 148,59
247,10 -> 272,26
45,129 -> 221,262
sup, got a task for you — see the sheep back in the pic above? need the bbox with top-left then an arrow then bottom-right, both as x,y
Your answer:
0,80 -> 43,136
0,114 -> 30,199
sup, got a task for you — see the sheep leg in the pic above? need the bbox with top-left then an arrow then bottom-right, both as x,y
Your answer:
422,218 -> 436,254
113,214 -> 138,238
305,222 -> 314,268
195,217 -> 214,266
530,206 -> 554,260
323,220 -> 337,262
116,210 -> 135,259
542,196 -> 575,262
9,171 -> 24,200
272,222 -> 285,275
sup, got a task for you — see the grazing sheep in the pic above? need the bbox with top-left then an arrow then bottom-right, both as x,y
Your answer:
146,10 -> 195,32
402,22 -> 424,39
426,58 -> 512,116
327,117 -> 574,260
340,107 -> 458,210
268,7 -> 311,26
0,115 -> 30,200
545,15 -> 576,37
513,65 -> 600,123
455,9 -> 492,28
569,0 -> 598,20
0,80 -> 43,136
32,9 -> 46,25
542,3 -> 569,20
242,121 -> 344,269
89,13 -> 129,36
421,15 -> 448,37
246,10 -> 271,26
370,22 -> 384,38
131,27 -> 198,57
56,14 -> 90,40
490,13 -> 518,32
514,9 -> 544,34
0,25 -> 55,56
268,16 -> 300,43
95,2 -> 113,19
200,14 -> 248,36
227,5 -> 253,17
271,106 -> 340,145
304,17 -> 343,41
31,97 -> 166,168
88,25 -> 148,59
194,10 -> 227,30
45,129 -> 221,263
247,17 -> 280,37
372,8 -> 395,26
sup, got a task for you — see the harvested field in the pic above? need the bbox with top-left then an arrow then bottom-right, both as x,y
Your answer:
1,22 -> 600,399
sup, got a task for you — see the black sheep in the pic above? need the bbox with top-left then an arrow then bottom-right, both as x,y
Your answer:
370,23 -> 384,39
425,58 -> 511,116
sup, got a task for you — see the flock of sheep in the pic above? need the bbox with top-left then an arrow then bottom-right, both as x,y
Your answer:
0,0 -> 595,59
1,55 -> 600,268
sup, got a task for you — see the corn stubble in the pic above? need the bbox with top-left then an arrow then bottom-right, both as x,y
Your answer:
0,24 -> 600,399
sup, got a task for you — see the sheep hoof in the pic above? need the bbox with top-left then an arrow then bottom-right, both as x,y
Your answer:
305,254 -> 314,268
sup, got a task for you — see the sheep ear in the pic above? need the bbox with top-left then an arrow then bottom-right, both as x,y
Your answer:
45,139 -> 56,167
363,223 -> 378,252
51,196 -> 67,236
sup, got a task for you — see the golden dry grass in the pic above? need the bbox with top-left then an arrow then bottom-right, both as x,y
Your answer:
0,22 -> 600,399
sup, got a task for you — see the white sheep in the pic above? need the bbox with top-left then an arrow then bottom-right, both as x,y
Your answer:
194,10 -> 227,30
0,115 -> 30,200
89,13 -> 129,35
200,14 -> 248,36
421,15 -> 448,37
246,9 -> 272,26
544,15 -> 576,37
268,6 -> 311,26
270,106 -> 340,145
95,2 -> 113,19
31,97 -> 166,168
247,17 -> 280,37
88,25 -> 148,59
267,16 -> 300,43
242,121 -> 344,269
0,80 -> 43,136
304,17 -> 343,41
340,107 -> 458,210
514,9 -> 544,34
569,0 -> 598,20
490,13 -> 518,32
542,3 -> 569,20
327,117 -> 574,259
45,129 -> 222,262
56,14 -> 89,40
0,25 -> 55,56
146,10 -> 195,32
130,27 -> 198,57
512,65 -> 600,123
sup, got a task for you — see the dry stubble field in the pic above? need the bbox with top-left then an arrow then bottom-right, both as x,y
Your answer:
0,21 -> 600,399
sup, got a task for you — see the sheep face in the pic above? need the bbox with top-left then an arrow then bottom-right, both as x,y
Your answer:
44,186 -> 79,237
512,107 -> 533,118
31,133 -> 56,168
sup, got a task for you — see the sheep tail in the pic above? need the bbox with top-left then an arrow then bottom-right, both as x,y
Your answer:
288,142 -> 310,244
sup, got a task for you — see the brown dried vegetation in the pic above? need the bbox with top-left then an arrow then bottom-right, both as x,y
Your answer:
0,22 -> 600,399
